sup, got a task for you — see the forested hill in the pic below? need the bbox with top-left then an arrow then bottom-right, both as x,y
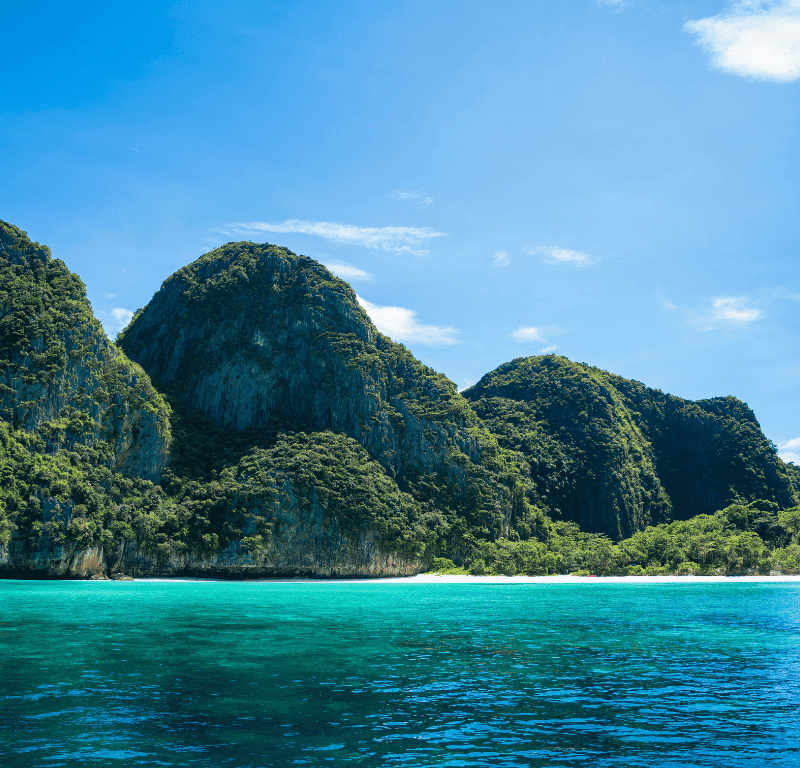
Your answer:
1,222 -> 798,579
463,355 -> 798,540
0,231 -> 543,578
0,220 -> 171,480
117,240 -> 541,548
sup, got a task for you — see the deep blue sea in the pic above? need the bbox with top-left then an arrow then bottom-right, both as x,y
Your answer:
2,579 -> 800,767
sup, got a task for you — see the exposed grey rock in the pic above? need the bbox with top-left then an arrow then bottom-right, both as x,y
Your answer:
0,221 -> 171,482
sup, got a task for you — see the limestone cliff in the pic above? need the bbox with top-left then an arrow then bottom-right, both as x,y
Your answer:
464,355 -> 798,539
118,241 -> 533,541
0,227 -> 448,578
0,221 -> 171,481
0,424 -> 432,578
4,224 -> 795,577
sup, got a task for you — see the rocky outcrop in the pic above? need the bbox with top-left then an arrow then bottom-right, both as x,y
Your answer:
118,241 -> 530,539
464,355 -> 798,539
610,384 -> 797,520
0,221 -> 171,481
0,229 -> 476,579
0,428 -> 428,578
1,506 -> 424,579
110,484 -> 425,578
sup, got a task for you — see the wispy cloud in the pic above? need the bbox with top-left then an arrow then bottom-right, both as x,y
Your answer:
492,251 -> 510,267
458,377 -> 476,392
685,1 -> 800,81
224,219 -> 446,256
599,0 -> 626,11
510,325 -> 562,354
357,296 -> 460,346
387,189 -> 435,206
663,295 -> 763,330
98,307 -> 134,338
321,261 -> 372,281
526,246 -> 600,268
112,307 -> 134,328
708,296 -> 762,323
778,437 -> 800,464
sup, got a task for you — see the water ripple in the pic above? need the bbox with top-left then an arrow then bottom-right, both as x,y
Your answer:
2,581 -> 800,766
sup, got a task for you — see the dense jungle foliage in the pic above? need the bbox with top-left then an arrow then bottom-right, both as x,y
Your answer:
0,220 -> 171,473
3,394 -> 799,575
0,415 -> 444,563
117,240 -> 545,552
155,381 -> 546,561
464,355 -> 798,539
2,222 -> 799,577
430,500 -> 800,576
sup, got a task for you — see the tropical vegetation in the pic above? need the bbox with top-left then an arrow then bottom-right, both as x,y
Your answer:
1,220 -> 798,578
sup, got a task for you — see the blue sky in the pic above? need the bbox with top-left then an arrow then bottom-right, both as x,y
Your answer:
2,0 -> 799,461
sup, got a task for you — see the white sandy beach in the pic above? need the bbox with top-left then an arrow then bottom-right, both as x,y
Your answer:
129,573 -> 800,584
406,573 -> 800,584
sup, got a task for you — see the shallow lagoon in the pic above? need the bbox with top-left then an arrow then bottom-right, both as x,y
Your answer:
2,578 -> 800,767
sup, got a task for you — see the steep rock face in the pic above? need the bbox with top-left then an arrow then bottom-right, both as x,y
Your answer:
1,505 -> 422,578
464,356 -> 671,539
111,477 -> 425,578
0,227 -> 451,578
0,221 -> 171,481
0,539 -> 108,579
0,485 -> 423,579
0,428 -> 429,578
119,241 -> 531,540
464,355 -> 798,539
608,380 -> 797,519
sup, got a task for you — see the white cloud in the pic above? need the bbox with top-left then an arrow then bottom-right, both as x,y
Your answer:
664,295 -> 763,330
599,0 -> 626,10
661,298 -> 680,311
710,296 -> 762,323
685,1 -> 800,81
357,296 -> 460,346
387,189 -> 435,205
97,307 -> 134,338
224,219 -> 446,256
526,246 -> 600,268
492,251 -> 510,267
510,325 -> 562,354
112,307 -> 134,328
95,307 -> 135,339
458,377 -> 476,392
510,327 -> 548,343
779,437 -> 800,464
321,261 -> 372,281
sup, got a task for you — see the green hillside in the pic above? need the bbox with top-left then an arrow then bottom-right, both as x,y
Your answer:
1,222 -> 798,578
463,355 -> 797,539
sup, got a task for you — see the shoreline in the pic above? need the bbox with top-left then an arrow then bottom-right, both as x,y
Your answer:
7,572 -> 800,584
100,573 -> 800,584
408,573 -> 800,584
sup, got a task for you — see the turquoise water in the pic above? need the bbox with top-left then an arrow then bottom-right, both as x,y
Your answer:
2,580 -> 800,767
